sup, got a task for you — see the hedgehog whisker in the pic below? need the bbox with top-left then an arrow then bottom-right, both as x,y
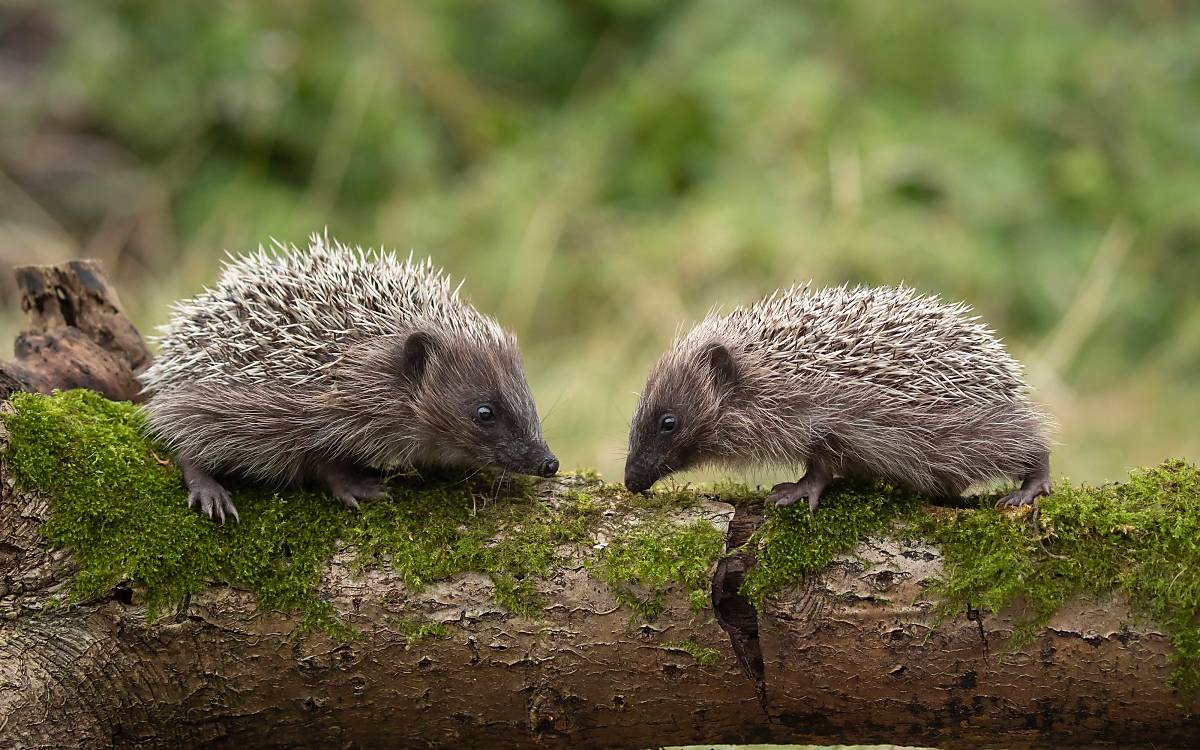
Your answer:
489,468 -> 509,509
539,391 -> 567,426
450,462 -> 491,488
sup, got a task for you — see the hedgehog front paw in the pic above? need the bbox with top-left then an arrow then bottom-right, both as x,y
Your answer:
768,481 -> 823,512
189,484 -> 239,524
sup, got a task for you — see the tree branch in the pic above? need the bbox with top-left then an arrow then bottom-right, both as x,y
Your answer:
0,261 -> 1196,749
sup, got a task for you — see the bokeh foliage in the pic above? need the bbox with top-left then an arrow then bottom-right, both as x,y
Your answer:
1,0 -> 1198,480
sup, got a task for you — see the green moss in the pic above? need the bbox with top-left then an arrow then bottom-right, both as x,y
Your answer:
740,478 -> 922,604
390,618 -> 451,649
623,481 -> 700,512
914,460 -> 1200,690
0,390 -> 604,634
2,390 -> 358,636
9,392 -> 1200,689
349,479 -> 602,618
737,463 -> 1200,690
662,640 -> 721,667
707,480 -> 771,507
592,519 -> 725,619
624,479 -> 767,513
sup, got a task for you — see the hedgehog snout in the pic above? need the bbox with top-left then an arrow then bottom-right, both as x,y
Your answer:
624,476 -> 651,494
496,442 -> 558,478
623,460 -> 661,494
526,441 -> 558,477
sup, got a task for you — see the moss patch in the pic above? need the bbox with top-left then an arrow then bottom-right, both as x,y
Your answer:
622,481 -> 701,512
8,392 -> 1199,689
913,460 -> 1200,690
0,391 -> 604,634
738,463 -> 1200,689
592,518 -> 725,618
740,478 -> 922,604
2,390 -> 355,636
348,480 -> 602,618
662,640 -> 721,667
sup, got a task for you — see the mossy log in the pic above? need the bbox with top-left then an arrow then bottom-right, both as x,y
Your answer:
1,262 -> 1199,749
2,405 -> 1199,750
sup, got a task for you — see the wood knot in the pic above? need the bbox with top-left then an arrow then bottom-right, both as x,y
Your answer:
529,688 -> 574,738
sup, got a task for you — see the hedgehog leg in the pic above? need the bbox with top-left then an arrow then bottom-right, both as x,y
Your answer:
768,454 -> 833,511
178,456 -> 239,524
996,450 -> 1051,509
319,464 -> 388,510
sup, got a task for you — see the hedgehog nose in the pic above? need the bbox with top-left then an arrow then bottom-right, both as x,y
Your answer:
623,468 -> 650,494
539,457 -> 559,477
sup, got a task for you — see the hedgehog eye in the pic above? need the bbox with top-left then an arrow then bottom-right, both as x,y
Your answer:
475,404 -> 496,424
659,413 -> 678,433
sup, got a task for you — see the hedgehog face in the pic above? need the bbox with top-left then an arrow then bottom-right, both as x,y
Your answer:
402,331 -> 558,478
624,342 -> 737,492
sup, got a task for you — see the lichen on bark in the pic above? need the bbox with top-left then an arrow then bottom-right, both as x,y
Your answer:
738,457 -> 1200,690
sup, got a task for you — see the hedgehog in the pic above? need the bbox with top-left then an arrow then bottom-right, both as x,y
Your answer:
623,283 -> 1052,509
138,233 -> 559,523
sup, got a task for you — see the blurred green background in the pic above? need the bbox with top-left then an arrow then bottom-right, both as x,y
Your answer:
1,0 -> 1197,485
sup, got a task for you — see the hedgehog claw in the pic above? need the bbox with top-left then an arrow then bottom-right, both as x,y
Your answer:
996,481 -> 1049,509
179,457 -> 239,523
769,459 -> 832,511
188,485 -> 239,524
996,489 -> 1037,508
996,453 -> 1052,509
768,481 -> 823,512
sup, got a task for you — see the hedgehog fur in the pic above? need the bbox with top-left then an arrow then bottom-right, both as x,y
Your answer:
140,232 -> 557,521
623,283 -> 1053,508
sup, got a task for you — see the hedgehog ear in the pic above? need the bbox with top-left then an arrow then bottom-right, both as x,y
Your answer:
400,331 -> 436,385
704,343 -> 738,393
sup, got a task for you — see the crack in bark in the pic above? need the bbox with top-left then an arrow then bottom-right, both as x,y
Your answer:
966,601 -> 990,661
710,502 -> 767,712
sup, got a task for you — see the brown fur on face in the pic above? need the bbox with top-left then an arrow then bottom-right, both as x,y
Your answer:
343,327 -> 552,475
625,342 -> 739,492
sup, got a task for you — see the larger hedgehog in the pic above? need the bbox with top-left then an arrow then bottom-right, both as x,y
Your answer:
139,233 -> 558,523
624,284 -> 1051,509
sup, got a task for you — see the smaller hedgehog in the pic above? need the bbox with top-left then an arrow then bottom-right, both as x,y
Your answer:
624,284 -> 1052,509
139,233 -> 558,522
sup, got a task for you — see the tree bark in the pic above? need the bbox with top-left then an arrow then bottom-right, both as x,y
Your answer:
0,260 -> 150,403
0,262 -> 1197,749
3,469 -> 1197,750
